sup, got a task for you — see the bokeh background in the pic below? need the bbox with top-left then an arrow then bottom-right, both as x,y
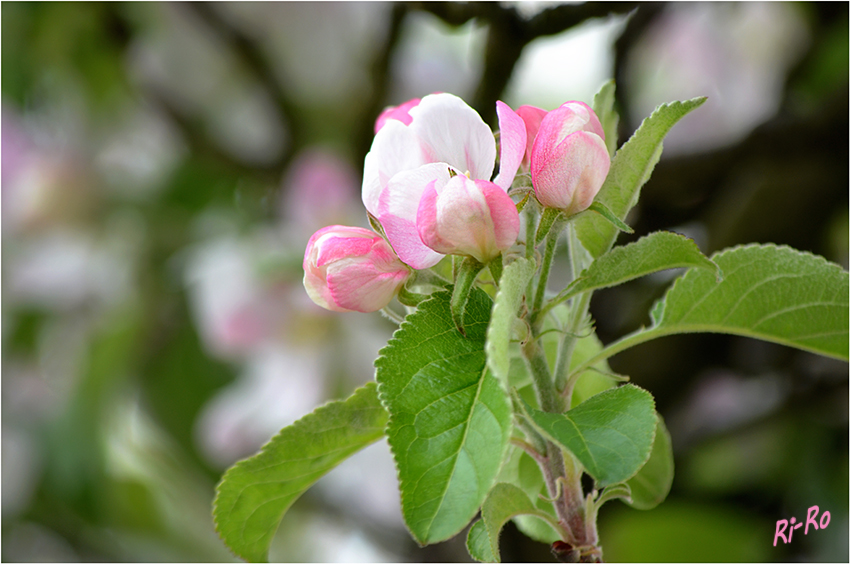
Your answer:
2,2 -> 847,562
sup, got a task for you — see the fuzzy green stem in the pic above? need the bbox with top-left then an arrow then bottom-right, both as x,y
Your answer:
521,334 -> 564,414
525,205 -> 538,302
531,230 -> 559,327
554,225 -> 594,398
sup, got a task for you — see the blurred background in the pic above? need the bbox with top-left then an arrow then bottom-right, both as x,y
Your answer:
2,2 -> 847,562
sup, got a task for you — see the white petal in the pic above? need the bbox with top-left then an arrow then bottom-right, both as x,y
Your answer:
378,163 -> 451,223
361,119 -> 428,215
409,93 -> 496,181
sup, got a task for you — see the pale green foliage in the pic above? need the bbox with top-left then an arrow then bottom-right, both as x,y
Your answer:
592,80 -> 619,157
466,519 -> 496,562
555,231 -> 721,305
375,288 -> 512,544
486,257 -> 536,386
468,483 -> 563,562
212,383 -> 388,563
606,244 -> 850,362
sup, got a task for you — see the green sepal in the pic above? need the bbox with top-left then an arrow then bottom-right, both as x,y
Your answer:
367,212 -> 386,239
397,284 -> 428,307
515,191 -> 532,213
535,207 -> 564,245
452,256 -> 486,335
586,200 -> 634,233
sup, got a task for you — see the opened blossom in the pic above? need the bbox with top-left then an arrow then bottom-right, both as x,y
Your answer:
303,225 -> 410,313
527,101 -> 610,216
362,93 -> 526,269
417,175 -> 519,264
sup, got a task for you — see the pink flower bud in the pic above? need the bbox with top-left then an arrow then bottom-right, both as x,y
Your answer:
416,175 -> 519,264
530,101 -> 610,216
303,226 -> 410,313
516,105 -> 547,167
374,98 -> 421,133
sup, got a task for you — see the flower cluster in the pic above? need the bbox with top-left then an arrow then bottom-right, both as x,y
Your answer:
303,93 -> 610,313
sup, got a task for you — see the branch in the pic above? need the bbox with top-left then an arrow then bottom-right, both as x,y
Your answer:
526,2 -> 640,38
187,2 -> 301,172
354,3 -> 410,162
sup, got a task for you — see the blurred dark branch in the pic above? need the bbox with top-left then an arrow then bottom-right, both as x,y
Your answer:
355,3 -> 410,162
416,1 -> 641,124
143,87 -> 280,181
525,2 -> 638,37
187,2 -> 301,172
103,5 -> 281,181
613,3 -> 665,137
470,3 -> 525,123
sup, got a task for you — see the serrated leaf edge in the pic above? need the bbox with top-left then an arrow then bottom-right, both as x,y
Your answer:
374,291 -> 510,545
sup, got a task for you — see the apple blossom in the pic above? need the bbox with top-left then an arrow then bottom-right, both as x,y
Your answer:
303,225 -> 410,313
362,93 -> 526,269
529,101 -> 610,216
417,175 -> 519,264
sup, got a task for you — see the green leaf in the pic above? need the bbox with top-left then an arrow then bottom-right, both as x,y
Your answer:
487,257 -> 536,386
213,383 -> 388,563
554,231 -> 721,305
519,385 -> 656,487
592,79 -> 619,157
625,414 -> 674,510
475,483 -> 563,562
376,289 -> 512,544
586,201 -> 634,233
598,244 -> 850,363
575,97 -> 707,258
467,519 -> 496,562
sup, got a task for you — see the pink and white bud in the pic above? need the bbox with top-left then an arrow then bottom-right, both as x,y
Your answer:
374,98 -> 421,133
362,93 -> 526,269
417,175 -> 519,264
303,225 -> 410,313
530,101 -> 610,216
